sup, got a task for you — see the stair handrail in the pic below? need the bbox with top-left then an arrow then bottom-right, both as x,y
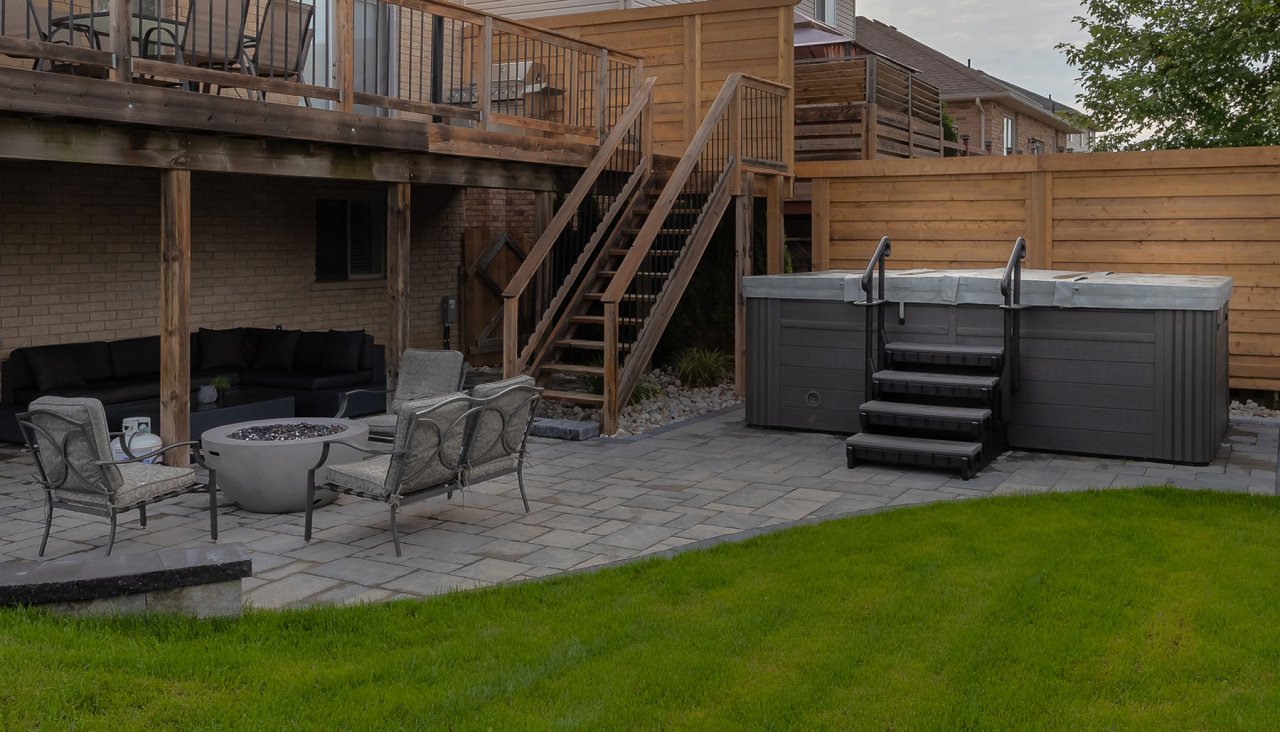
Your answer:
501,76 -> 657,376
1000,236 -> 1026,307
859,236 -> 892,406
1000,236 -> 1027,396
598,72 -> 790,431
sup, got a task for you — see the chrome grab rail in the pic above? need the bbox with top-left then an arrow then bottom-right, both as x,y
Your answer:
1001,236 -> 1027,396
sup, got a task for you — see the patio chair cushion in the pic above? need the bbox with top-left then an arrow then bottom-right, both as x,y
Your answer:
360,412 -> 397,436
390,350 -> 465,411
463,453 -> 519,485
197,328 -> 246,371
386,394 -> 472,496
321,330 -> 365,373
319,454 -> 392,497
252,329 -> 300,371
27,396 -> 123,495
465,375 -> 538,470
23,345 -> 86,393
54,462 -> 197,510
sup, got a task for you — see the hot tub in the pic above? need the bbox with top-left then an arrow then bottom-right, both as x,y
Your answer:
744,269 -> 1232,464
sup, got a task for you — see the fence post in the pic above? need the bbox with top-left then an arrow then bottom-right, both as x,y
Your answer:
107,0 -> 132,83
812,177 -> 830,271
1025,170 -> 1054,268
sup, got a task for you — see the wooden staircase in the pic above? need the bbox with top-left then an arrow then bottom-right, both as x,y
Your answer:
502,73 -> 792,433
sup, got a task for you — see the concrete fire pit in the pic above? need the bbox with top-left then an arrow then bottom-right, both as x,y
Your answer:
202,418 -> 370,513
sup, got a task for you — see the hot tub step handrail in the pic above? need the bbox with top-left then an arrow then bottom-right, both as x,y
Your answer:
1000,236 -> 1028,396
858,236 -> 892,404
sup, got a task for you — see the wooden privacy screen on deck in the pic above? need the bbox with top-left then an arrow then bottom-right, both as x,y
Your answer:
798,147 -> 1280,390
533,0 -> 794,163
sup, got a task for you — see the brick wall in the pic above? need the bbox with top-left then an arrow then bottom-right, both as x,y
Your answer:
0,161 -> 465,378
945,100 -> 1068,155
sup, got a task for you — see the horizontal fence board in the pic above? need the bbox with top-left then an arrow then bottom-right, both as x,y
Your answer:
804,147 -> 1280,389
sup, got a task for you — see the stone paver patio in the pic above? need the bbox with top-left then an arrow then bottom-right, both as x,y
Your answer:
1,407 -> 1276,609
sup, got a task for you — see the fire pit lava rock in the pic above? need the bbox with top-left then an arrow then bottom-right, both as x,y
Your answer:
202,418 -> 370,513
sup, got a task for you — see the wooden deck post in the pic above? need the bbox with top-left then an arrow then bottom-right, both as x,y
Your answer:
734,172 -> 754,399
766,174 -> 784,274
602,302 -> 619,435
334,0 -> 354,113
108,0 -> 132,83
159,168 -> 191,467
386,182 -> 411,389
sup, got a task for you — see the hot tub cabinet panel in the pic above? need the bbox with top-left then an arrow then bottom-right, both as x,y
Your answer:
748,298 -> 867,433
744,270 -> 1231,465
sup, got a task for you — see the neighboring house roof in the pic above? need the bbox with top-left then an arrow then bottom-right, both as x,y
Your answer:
853,16 -> 1081,133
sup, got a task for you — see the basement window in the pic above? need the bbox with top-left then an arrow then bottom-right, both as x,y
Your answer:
315,196 -> 386,282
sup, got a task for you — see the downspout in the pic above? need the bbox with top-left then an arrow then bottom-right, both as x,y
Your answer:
975,97 -> 986,154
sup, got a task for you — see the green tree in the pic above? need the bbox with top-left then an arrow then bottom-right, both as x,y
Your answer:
1059,0 -> 1280,150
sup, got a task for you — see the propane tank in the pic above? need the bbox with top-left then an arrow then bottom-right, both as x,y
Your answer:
111,420 -> 164,463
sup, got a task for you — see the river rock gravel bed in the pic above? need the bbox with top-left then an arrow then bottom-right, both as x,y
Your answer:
537,367 -> 741,437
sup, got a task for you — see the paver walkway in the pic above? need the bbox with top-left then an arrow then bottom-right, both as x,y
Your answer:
1,408 -> 1276,609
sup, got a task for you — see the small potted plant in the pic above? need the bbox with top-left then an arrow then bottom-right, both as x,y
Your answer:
211,375 -> 233,402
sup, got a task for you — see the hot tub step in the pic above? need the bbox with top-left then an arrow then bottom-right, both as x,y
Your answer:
845,433 -> 982,479
873,370 -> 1000,401
886,342 -> 1005,370
859,401 -> 991,438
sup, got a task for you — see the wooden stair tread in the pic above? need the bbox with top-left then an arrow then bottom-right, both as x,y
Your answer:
541,389 -> 605,405
540,363 -> 604,375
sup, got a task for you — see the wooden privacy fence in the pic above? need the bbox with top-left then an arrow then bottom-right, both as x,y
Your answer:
798,146 -> 1280,390
794,55 -> 943,161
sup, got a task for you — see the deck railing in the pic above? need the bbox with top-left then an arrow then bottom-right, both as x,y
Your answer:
794,54 -> 942,160
0,0 -> 641,139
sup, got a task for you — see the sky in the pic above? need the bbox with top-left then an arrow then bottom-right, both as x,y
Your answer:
855,0 -> 1091,111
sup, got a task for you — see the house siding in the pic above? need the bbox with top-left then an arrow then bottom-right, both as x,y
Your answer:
0,161 -> 465,370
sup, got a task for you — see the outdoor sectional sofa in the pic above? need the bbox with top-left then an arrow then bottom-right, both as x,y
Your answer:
0,328 -> 386,444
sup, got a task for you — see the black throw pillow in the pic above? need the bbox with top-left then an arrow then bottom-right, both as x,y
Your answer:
321,330 -> 365,373
23,347 -> 86,393
253,330 -> 301,371
294,332 -> 328,371
197,328 -> 246,371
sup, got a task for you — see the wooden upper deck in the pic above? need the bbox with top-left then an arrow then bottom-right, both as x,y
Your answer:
0,0 -> 642,173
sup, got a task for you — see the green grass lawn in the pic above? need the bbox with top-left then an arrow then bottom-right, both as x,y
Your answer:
4,488 -> 1280,729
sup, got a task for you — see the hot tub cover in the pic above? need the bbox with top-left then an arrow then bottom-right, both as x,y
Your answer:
742,269 -> 1232,311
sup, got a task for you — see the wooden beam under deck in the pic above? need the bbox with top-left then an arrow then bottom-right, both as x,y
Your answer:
0,116 -> 579,190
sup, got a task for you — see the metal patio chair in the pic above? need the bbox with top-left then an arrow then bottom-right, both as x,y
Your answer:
217,0 -> 314,102
2,0 -> 97,73
460,375 -> 540,513
307,379 -> 542,555
307,392 -> 474,556
336,349 -> 466,442
17,396 -> 218,557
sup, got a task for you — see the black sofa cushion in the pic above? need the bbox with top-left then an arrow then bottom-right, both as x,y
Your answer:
109,336 -> 160,379
321,330 -> 364,373
252,330 -> 300,371
240,369 -> 374,391
197,328 -> 245,371
16,376 -> 159,407
294,331 -> 328,371
22,345 -> 86,392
